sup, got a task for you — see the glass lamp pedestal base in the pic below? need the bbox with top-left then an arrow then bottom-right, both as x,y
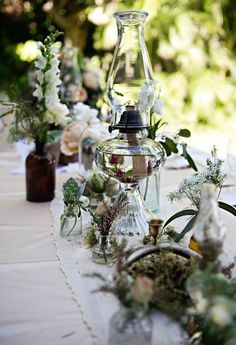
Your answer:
111,186 -> 152,236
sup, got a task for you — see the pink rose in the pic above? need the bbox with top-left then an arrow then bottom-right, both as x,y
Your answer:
131,276 -> 154,304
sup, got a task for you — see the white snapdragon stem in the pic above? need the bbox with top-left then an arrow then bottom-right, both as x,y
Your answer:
33,40 -> 69,128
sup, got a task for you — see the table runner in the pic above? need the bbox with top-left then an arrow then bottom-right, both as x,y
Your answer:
1,144 -> 236,345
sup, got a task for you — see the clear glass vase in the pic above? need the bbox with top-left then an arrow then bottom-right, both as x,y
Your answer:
60,205 -> 82,238
60,46 -> 82,107
92,234 -> 115,265
139,170 -> 161,214
109,307 -> 152,345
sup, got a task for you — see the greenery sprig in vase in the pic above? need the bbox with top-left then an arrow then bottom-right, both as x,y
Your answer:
60,177 -> 89,237
85,200 -> 120,264
2,31 -> 70,202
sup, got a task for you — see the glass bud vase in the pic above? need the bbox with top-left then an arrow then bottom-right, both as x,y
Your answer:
139,170 -> 161,214
109,307 -> 152,345
92,234 -> 115,265
60,205 -> 82,238
26,142 -> 55,202
60,46 -> 82,107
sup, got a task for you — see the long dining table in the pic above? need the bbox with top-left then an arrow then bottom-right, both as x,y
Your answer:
0,130 -> 236,345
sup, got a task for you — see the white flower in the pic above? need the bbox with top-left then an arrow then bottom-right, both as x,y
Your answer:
194,291 -> 208,314
36,70 -> 44,85
83,67 -> 101,90
35,54 -> 46,69
209,300 -> 232,327
152,97 -> 164,115
45,102 -> 69,126
73,102 -> 98,120
33,84 -> 43,101
37,41 -> 43,49
138,81 -> 155,113
33,40 -> 69,126
80,195 -> 90,208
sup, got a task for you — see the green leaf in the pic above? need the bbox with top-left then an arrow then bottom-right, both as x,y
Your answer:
163,209 -> 197,228
160,140 -> 171,156
165,137 -> 178,153
186,152 -> 198,172
176,214 -> 198,241
160,137 -> 178,156
178,128 -> 191,137
149,119 -> 166,139
219,201 -> 236,216
181,143 -> 198,171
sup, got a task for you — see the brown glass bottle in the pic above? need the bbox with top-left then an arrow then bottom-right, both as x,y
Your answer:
26,142 -> 55,202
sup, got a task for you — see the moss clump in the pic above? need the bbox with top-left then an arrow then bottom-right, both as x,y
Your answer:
127,251 -> 196,319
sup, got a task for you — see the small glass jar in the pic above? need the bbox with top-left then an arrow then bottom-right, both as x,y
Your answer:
92,234 -> 115,265
109,306 -> 152,345
60,204 -> 82,238
89,192 -> 107,211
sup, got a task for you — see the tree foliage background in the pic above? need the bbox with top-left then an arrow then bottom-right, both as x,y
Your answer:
0,0 -> 236,129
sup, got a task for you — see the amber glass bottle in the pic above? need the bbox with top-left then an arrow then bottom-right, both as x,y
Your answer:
26,142 -> 55,202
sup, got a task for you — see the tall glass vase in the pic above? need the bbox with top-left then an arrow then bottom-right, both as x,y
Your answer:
26,142 -> 55,202
139,170 -> 161,214
60,46 -> 82,108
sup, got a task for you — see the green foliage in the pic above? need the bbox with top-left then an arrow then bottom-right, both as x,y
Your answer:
8,101 -> 42,142
62,177 -> 85,207
165,154 -> 235,240
148,115 -> 197,170
218,201 -> 236,217
1,0 -> 236,128
187,268 -> 236,345
84,226 -> 98,247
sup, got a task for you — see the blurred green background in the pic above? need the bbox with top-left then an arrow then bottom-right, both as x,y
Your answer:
0,0 -> 236,133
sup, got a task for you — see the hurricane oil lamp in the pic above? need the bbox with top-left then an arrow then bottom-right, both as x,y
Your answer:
95,10 -> 165,236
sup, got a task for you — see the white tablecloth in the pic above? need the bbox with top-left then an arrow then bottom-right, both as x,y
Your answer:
0,137 -> 236,345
